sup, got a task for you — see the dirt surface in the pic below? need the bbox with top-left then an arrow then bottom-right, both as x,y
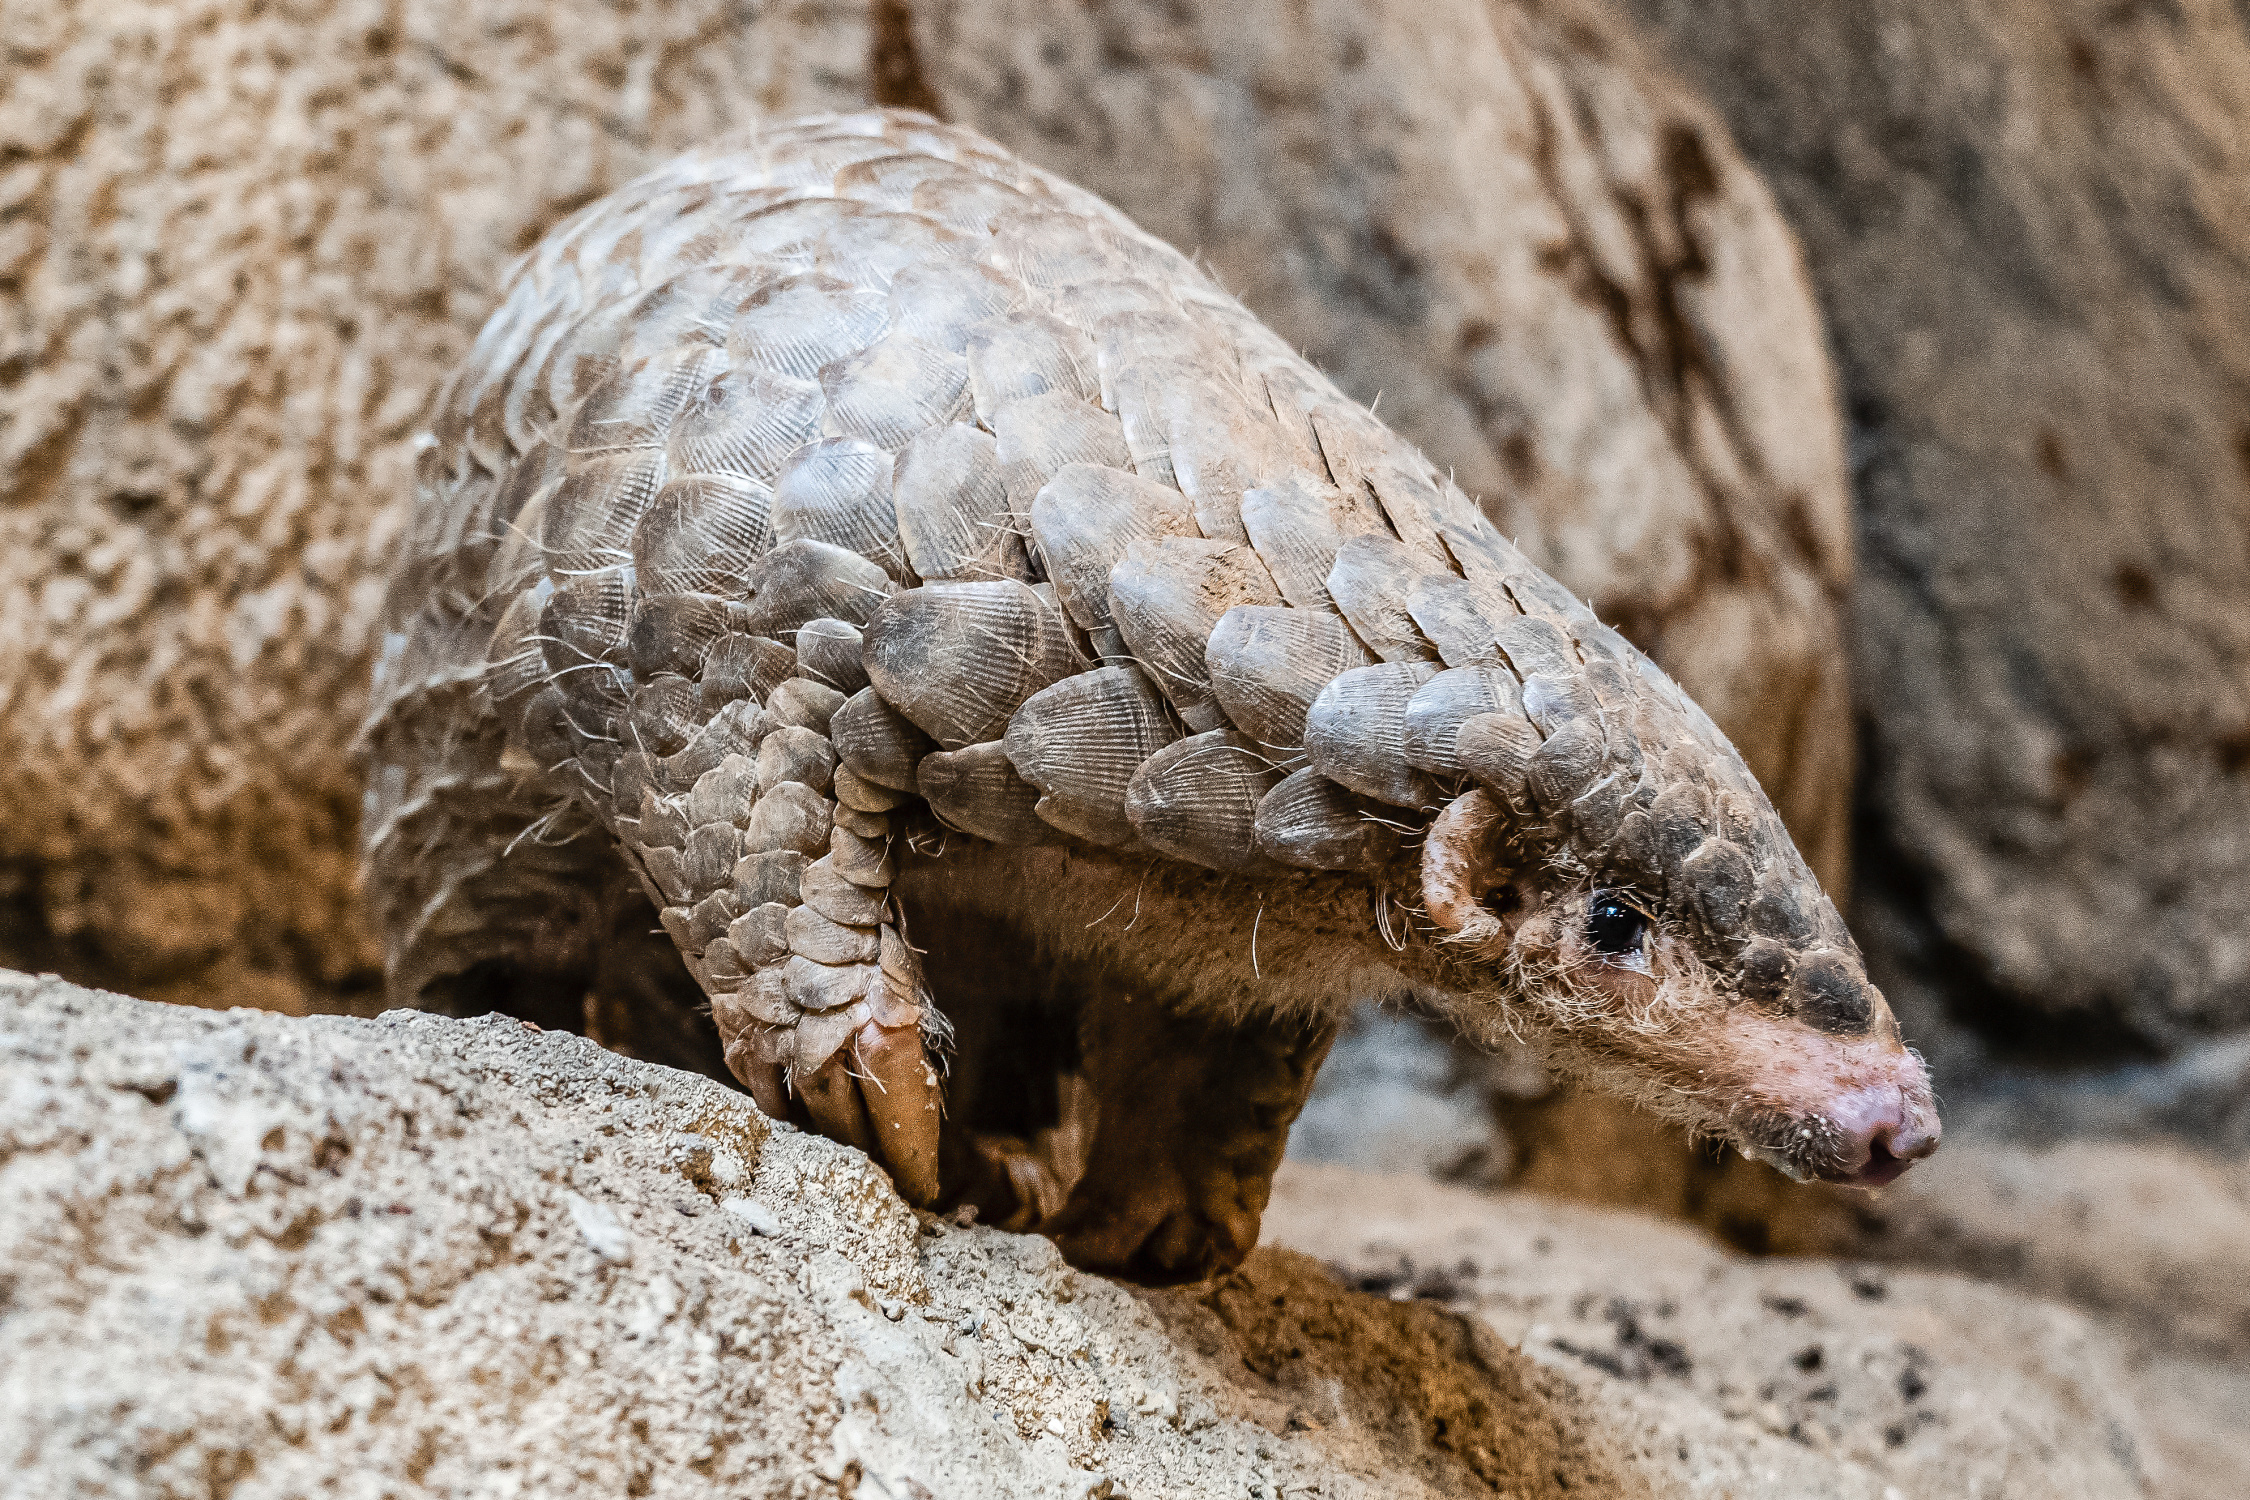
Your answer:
1295,1009 -> 2250,1498
3,972 -> 2162,1498
1267,1164 -> 2155,1499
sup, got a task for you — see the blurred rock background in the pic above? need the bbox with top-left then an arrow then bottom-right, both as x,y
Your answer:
4,0 -> 2248,1492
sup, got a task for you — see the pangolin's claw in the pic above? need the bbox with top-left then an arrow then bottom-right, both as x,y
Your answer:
734,1013 -> 946,1209
732,1052 -> 792,1122
797,1048 -> 880,1156
852,1018 -> 944,1206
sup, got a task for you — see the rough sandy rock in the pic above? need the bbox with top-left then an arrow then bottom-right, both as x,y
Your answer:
0,975 -> 2151,1497
0,0 -> 1852,1018
1608,0 -> 2250,1043
0,973 -> 1652,1499
909,0 -> 1858,893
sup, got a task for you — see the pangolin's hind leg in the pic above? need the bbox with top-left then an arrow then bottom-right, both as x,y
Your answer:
1042,994 -> 1337,1284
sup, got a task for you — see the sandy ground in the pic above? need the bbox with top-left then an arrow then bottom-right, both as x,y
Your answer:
3,972 -> 2173,1498
1293,1006 -> 2250,1498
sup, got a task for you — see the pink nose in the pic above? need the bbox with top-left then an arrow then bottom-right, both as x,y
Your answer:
1832,1101 -> 1941,1188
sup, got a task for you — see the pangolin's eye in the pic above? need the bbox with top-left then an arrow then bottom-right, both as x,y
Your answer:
1585,900 -> 1650,958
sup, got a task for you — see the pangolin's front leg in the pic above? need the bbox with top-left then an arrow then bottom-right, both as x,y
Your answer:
609,632 -> 947,1209
1043,992 -> 1336,1284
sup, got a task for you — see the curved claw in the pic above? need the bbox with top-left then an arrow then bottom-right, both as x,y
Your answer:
729,1008 -> 947,1209
724,1027 -> 793,1122
798,1049 -> 880,1155
853,1019 -> 944,1206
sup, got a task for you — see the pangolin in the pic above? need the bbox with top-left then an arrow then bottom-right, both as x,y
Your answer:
360,109 -> 1939,1283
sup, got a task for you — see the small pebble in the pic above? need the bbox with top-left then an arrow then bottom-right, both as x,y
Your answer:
565,1192 -> 633,1265
720,1195 -> 784,1236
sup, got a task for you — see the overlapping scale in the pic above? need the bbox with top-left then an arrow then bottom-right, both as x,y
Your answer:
967,310 -> 1099,420
1326,535 -> 1440,665
819,333 -> 971,451
992,390 -> 1133,511
891,424 -> 1030,583
727,273 -> 890,382
832,687 -> 934,792
831,152 -> 960,210
912,172 -> 1036,236
1107,537 -> 1280,732
917,741 -> 1064,846
613,265 -> 771,368
1402,668 -> 1523,779
627,591 -> 748,678
737,538 -> 897,639
811,206 -> 975,287
1253,768 -> 1401,873
1125,730 -> 1287,875
1303,662 -> 1443,809
1003,664 -> 1180,845
1050,278 -> 1174,335
1028,463 -> 1197,634
1205,605 -> 1373,754
988,207 -> 1135,291
863,581 -> 1084,750
771,438 -> 909,583
665,365 -> 825,485
795,617 -> 868,694
633,473 -> 774,597
542,451 -> 667,576
1241,472 -> 1358,610
566,343 -> 723,456
1405,576 -> 1505,668
886,260 -> 1020,353
1110,364 -> 1278,544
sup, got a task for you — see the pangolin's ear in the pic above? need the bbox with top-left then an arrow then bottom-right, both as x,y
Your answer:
1420,789 -> 1527,948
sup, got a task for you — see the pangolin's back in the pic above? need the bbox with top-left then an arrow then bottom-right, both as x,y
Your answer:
361,108 -> 1835,1031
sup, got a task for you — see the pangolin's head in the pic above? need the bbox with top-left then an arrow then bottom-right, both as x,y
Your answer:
1408,673 -> 1938,1190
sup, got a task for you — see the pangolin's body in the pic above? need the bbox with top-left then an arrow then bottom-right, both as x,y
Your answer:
362,110 -> 1936,1281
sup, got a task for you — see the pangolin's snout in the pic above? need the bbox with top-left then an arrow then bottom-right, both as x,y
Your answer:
1816,1081 -> 1942,1188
